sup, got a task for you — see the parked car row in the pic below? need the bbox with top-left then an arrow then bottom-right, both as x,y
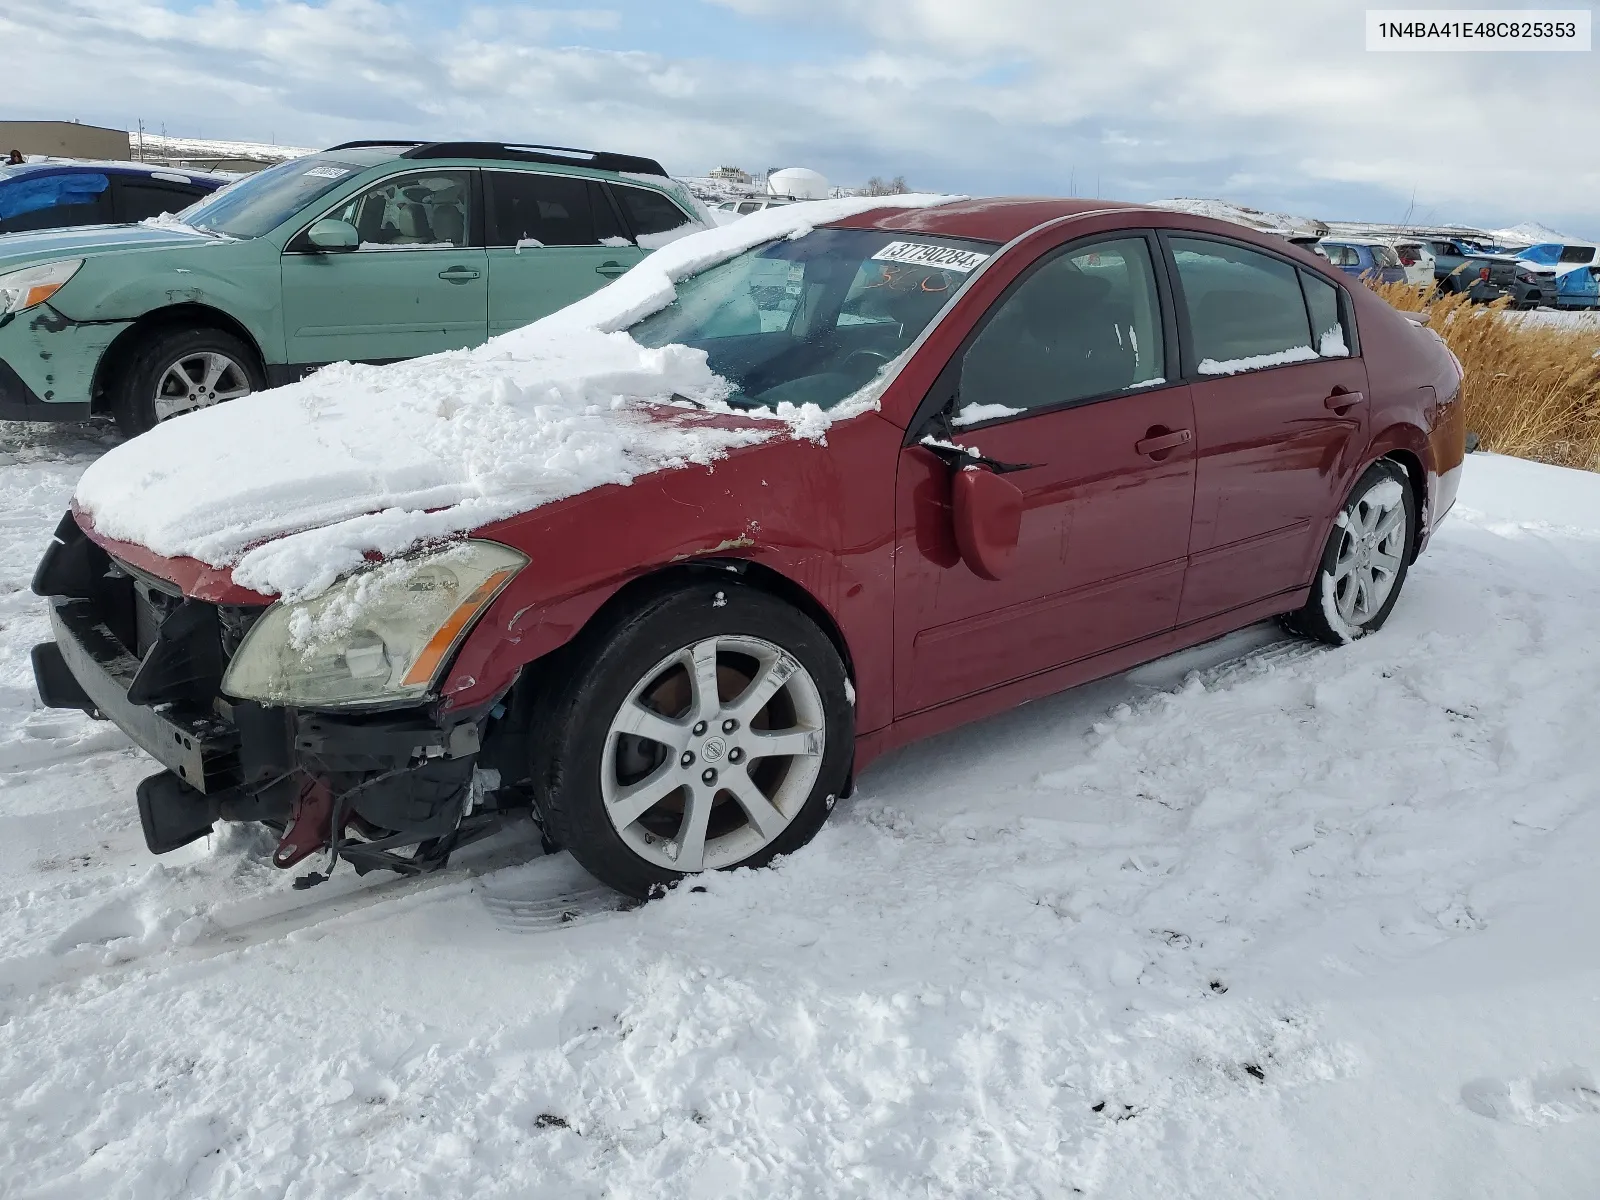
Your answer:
0,141 -> 710,433
0,160 -> 228,235
1309,230 -> 1596,310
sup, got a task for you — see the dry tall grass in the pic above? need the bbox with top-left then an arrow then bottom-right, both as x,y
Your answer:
1370,281 -> 1600,471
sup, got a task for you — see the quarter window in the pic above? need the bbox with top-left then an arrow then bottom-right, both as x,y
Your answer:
957,236 -> 1166,419
1299,271 -> 1351,357
485,173 -> 622,248
612,184 -> 696,246
324,171 -> 473,248
1171,237 -> 1316,374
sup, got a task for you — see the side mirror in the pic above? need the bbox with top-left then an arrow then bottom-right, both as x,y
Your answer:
306,218 -> 360,252
950,465 -> 1023,581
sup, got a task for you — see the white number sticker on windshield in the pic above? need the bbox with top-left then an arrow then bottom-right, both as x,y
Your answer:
303,166 -> 351,180
871,241 -> 990,273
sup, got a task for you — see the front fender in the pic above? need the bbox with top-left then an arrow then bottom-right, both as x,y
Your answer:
47,240 -> 285,364
435,410 -> 905,735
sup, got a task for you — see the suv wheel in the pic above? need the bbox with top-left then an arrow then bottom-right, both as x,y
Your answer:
1284,460 -> 1417,646
112,326 -> 262,437
533,581 -> 854,899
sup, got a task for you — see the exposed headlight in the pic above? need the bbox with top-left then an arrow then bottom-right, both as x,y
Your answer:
221,541 -> 527,709
0,259 -> 83,315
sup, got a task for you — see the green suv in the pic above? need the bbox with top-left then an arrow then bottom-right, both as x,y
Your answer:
0,140 -> 707,434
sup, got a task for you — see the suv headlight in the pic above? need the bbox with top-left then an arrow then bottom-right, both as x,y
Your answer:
0,259 -> 83,315
222,541 -> 527,709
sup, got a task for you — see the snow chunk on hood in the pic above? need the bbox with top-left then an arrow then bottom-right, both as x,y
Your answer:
74,193 -> 959,599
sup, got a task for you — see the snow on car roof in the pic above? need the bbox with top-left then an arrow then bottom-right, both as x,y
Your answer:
73,193 -> 960,601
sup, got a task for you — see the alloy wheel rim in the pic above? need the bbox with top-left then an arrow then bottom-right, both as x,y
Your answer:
1331,483 -> 1408,626
600,634 -> 826,873
153,351 -> 252,421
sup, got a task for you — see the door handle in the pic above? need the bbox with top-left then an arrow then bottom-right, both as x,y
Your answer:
1324,389 -> 1365,412
1134,427 -> 1192,457
438,266 -> 481,283
595,260 -> 630,278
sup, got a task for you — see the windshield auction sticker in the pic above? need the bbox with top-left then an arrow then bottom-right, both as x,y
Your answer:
1366,9 -> 1590,50
304,166 -> 352,179
871,242 -> 991,273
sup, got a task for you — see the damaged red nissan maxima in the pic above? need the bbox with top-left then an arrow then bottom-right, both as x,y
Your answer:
31,196 -> 1465,899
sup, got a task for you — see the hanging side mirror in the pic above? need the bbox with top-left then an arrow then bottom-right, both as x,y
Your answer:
950,464 -> 1023,581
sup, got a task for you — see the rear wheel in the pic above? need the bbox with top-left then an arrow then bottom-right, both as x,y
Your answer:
1284,460 -> 1416,646
111,325 -> 262,437
533,581 -> 854,898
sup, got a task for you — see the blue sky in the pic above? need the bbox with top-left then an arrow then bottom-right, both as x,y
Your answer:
6,0 -> 1597,238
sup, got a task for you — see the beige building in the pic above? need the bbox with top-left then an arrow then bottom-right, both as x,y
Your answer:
0,120 -> 130,161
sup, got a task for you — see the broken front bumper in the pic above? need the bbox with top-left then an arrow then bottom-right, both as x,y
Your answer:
32,513 -> 490,871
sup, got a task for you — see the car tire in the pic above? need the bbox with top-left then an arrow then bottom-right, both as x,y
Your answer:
1283,459 -> 1417,647
532,580 -> 854,899
111,326 -> 263,438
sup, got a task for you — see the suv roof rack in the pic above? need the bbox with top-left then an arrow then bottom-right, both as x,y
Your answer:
321,139 -> 667,177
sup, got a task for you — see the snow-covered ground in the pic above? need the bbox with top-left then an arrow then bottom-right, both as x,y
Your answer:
3,424 -> 1599,1198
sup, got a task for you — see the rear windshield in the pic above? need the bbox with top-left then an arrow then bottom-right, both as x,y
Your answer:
1559,245 -> 1596,264
183,154 -> 377,239
1370,244 -> 1400,268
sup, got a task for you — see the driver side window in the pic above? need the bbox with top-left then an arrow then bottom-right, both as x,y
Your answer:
323,171 -> 473,249
957,237 -> 1166,423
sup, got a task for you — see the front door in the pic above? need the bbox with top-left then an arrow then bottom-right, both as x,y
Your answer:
280,169 -> 487,367
1163,236 -> 1371,623
894,234 -> 1197,715
483,171 -> 645,336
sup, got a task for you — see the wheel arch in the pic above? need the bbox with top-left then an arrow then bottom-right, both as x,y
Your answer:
90,303 -> 267,415
473,556 -> 859,788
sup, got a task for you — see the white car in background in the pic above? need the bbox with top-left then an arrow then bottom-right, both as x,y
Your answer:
708,196 -> 798,225
1385,238 -> 1438,288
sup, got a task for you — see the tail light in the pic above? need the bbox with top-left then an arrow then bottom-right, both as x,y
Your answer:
1400,253 -> 1417,266
1479,267 -> 1491,282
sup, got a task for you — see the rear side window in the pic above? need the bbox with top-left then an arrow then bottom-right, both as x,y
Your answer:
0,172 -> 112,233
612,184 -> 696,247
958,236 -> 1166,417
1560,245 -> 1596,265
1171,237 -> 1315,374
113,179 -> 205,223
485,172 -> 622,247
1300,271 -> 1350,357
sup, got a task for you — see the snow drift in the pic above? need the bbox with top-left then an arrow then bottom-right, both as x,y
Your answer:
72,194 -> 957,599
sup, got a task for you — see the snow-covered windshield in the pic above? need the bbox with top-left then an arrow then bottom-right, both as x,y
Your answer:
627,227 -> 996,411
183,153 -> 383,239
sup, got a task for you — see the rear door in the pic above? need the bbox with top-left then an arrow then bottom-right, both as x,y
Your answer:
893,233 -> 1196,714
483,170 -> 644,336
1163,235 -> 1369,624
280,168 -> 487,367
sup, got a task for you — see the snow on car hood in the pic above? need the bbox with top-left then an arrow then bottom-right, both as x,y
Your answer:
73,193 -> 958,600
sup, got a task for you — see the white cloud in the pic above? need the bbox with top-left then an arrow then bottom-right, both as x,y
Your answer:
1,0 -> 1594,234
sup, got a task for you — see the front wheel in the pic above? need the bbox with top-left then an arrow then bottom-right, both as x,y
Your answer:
533,581 -> 854,898
111,326 -> 263,438
1284,460 -> 1416,646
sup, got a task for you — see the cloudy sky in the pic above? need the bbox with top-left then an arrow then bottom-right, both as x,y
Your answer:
5,0 -> 1595,236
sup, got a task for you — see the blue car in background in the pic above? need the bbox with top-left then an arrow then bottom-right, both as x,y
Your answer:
1317,239 -> 1409,286
0,162 -> 228,236
1508,243 -> 1600,310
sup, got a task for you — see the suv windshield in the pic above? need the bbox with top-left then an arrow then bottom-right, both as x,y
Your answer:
183,153 -> 383,239
628,228 -> 996,410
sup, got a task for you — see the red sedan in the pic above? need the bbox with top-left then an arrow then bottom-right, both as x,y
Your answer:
33,198 -> 1465,898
